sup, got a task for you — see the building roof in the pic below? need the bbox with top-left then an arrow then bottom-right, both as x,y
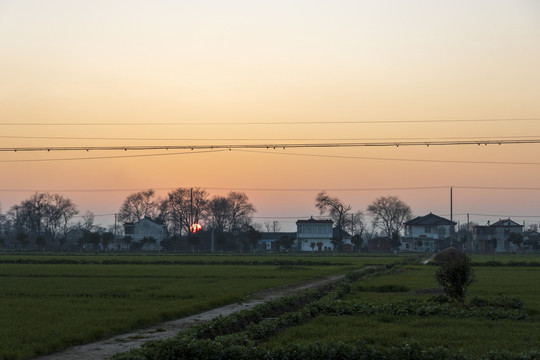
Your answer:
333,227 -> 351,239
296,217 -> 333,224
404,213 -> 456,226
490,218 -> 523,228
260,232 -> 296,240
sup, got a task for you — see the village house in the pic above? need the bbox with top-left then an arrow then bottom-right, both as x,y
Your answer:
296,217 -> 334,252
473,218 -> 523,253
124,217 -> 168,251
259,232 -> 296,251
402,213 -> 456,252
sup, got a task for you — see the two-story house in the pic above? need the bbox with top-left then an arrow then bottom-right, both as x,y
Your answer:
402,213 -> 456,252
296,217 -> 334,251
473,218 -> 523,253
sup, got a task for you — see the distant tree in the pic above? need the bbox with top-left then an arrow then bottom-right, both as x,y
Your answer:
118,189 -> 159,223
351,234 -> 363,252
276,235 -> 296,252
101,232 -> 115,251
81,211 -> 96,231
16,232 -> 29,250
315,191 -> 352,236
367,196 -> 412,238
263,221 -> 281,233
13,192 -> 49,239
79,230 -> 101,251
162,188 -> 208,236
351,210 -> 366,238
35,234 -> 46,251
227,192 -> 256,232
390,232 -> 402,252
245,225 -> 262,252
208,196 -> 231,233
509,232 -> 524,252
207,192 -> 256,235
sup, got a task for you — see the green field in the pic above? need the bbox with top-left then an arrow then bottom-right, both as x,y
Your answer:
2,253 -> 540,359
112,254 -> 540,360
0,253 -> 393,359
262,265 -> 540,357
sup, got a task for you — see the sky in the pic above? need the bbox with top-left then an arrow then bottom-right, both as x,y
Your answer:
1,0 -> 540,231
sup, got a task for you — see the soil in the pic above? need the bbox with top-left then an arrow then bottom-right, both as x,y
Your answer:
35,274 -> 345,360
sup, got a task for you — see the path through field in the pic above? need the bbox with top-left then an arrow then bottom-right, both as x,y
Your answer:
35,274 -> 345,360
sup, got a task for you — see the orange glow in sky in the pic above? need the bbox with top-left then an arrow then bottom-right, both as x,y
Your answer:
1,1 -> 540,230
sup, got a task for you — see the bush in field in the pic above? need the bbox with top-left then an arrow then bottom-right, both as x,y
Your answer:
434,248 -> 476,303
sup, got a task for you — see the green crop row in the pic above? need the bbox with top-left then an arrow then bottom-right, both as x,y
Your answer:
114,264 -> 538,360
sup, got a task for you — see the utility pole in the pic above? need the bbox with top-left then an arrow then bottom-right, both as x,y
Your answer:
450,187 -> 453,223
114,213 -> 117,250
450,187 -> 455,241
351,213 -> 354,236
190,188 -> 193,227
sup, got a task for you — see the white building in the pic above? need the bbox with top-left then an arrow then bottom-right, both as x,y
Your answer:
124,217 -> 168,251
403,213 -> 456,252
296,217 -> 334,252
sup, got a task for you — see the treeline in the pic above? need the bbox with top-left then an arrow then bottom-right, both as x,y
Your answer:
0,188 -> 259,252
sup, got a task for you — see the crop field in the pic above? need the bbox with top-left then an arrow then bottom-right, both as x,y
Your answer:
114,255 -> 540,360
0,253 -> 395,359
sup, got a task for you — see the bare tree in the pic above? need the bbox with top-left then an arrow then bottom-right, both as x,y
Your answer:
367,195 -> 412,238
14,192 -> 49,239
315,192 -> 352,234
162,188 -> 208,236
351,210 -> 366,237
118,189 -> 159,223
208,196 -> 231,233
263,221 -> 281,233
227,192 -> 256,232
81,211 -> 96,231
45,194 -> 78,248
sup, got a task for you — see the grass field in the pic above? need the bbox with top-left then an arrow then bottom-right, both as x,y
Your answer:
261,264 -> 540,358
2,253 -> 539,359
0,253 -> 397,359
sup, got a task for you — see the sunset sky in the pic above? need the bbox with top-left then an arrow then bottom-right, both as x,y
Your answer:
1,1 -> 540,231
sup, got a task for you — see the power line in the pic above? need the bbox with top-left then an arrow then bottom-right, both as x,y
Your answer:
0,149 -> 226,163
2,185 -> 540,193
2,138 -> 540,153
237,149 -> 540,166
2,134 -> 540,142
1,118 -> 539,126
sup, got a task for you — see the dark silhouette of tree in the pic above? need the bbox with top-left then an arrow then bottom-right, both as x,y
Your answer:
276,235 -> 296,252
367,195 -> 412,238
228,192 -> 256,232
16,232 -> 29,250
509,232 -> 524,252
208,196 -> 231,233
101,232 -> 115,251
162,188 -> 208,236
315,191 -> 351,238
118,189 -> 159,223
245,225 -> 262,252
35,234 -> 46,251
351,234 -> 364,252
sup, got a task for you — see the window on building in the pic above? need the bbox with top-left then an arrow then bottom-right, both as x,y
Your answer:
425,226 -> 431,233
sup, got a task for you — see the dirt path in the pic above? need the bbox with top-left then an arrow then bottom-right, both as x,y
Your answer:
35,274 -> 345,360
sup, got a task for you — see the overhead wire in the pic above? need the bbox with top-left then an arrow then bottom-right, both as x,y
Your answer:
235,149 -> 540,166
0,118 -> 539,126
2,138 -> 540,153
